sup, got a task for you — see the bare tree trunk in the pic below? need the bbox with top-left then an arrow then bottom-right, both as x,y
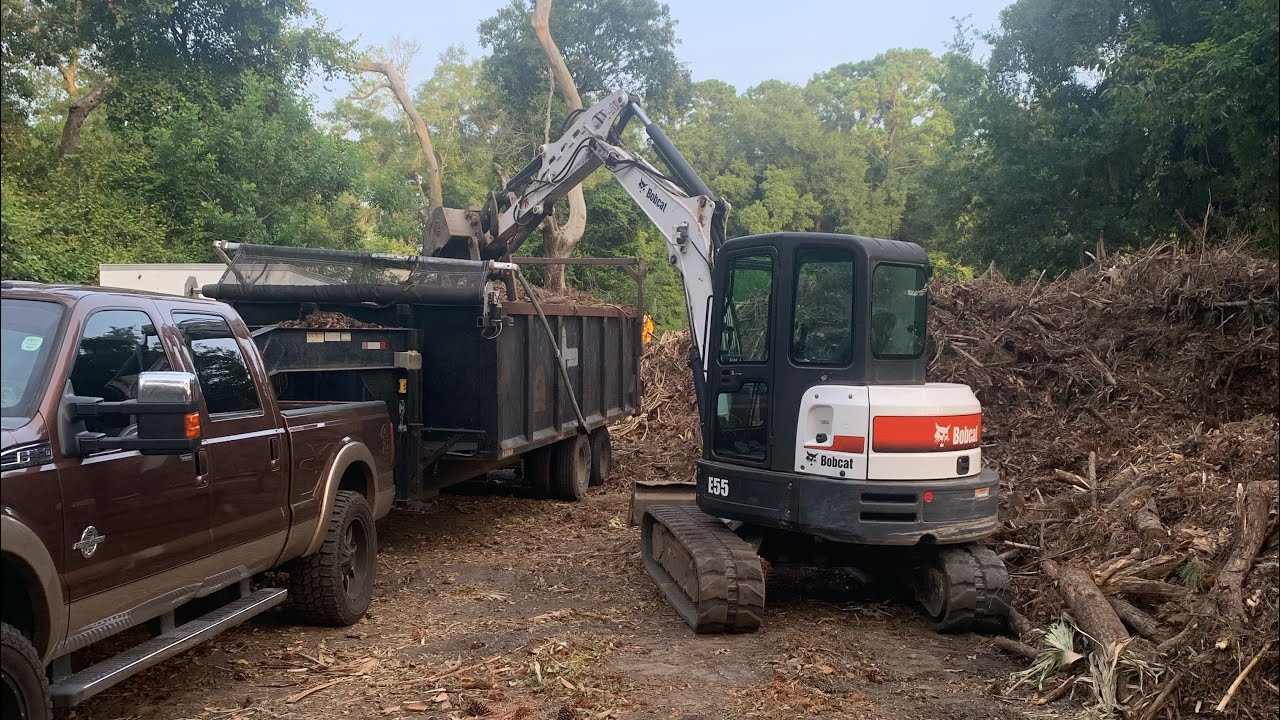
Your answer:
532,0 -> 586,290
355,58 -> 444,213
57,76 -> 112,162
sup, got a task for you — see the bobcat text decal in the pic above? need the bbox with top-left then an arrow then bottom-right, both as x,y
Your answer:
872,414 -> 982,453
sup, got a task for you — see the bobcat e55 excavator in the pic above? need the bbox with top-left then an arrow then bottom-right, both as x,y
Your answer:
426,89 -> 1011,633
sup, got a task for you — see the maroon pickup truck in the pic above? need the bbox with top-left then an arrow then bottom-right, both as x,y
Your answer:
0,282 -> 395,718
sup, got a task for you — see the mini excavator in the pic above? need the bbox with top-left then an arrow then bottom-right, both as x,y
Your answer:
426,90 -> 1011,633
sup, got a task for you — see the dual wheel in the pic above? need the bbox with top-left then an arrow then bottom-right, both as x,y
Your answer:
526,427 -> 612,501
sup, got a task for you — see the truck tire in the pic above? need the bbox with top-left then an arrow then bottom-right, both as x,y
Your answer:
290,491 -> 376,627
1,622 -> 50,720
551,434 -> 591,501
588,427 -> 612,487
524,445 -> 554,499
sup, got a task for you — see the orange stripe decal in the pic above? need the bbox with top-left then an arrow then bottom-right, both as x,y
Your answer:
873,414 -> 981,453
804,434 -> 866,453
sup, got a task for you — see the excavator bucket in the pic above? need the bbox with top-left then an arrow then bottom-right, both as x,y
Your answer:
628,480 -> 697,525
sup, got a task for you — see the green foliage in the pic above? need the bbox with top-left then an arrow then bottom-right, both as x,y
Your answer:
478,0 -> 690,130
2,0 -> 1274,335
922,0 -> 1279,277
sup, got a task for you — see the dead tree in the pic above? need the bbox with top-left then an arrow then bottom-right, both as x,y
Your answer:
355,46 -> 444,215
532,0 -> 586,290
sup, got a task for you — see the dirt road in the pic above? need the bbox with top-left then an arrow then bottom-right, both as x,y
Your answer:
66,482 -> 1038,720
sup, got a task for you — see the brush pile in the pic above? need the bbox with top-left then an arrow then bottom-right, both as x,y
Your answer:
275,311 -> 381,329
612,329 -> 700,483
615,242 -> 1279,716
928,243 -> 1279,716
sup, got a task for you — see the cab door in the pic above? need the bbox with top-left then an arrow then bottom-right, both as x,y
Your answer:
705,248 -> 777,468
57,304 -> 208,633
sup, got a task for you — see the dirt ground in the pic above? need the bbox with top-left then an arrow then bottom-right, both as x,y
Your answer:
62,479 -> 1047,720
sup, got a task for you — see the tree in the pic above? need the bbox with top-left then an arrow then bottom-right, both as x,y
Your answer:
922,0 -> 1279,276
354,40 -> 444,220
531,0 -> 586,290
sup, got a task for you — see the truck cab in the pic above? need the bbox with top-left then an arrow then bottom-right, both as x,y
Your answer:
1,283 -> 395,718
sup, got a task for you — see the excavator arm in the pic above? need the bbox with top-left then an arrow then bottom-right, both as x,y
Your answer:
425,90 -> 728,384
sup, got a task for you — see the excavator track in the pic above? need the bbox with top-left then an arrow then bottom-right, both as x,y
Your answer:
640,505 -> 766,634
914,544 -> 1011,632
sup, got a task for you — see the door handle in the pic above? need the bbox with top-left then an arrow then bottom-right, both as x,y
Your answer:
195,448 -> 209,488
718,369 -> 744,392
269,436 -> 280,472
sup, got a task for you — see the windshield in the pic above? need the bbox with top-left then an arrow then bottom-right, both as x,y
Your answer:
871,264 -> 927,359
1,299 -> 65,428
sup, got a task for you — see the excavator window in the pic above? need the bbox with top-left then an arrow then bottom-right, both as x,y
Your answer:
871,263 -> 927,359
718,255 -> 773,364
791,248 -> 854,366
713,252 -> 774,462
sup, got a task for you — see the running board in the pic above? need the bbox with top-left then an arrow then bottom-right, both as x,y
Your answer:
50,587 -> 287,707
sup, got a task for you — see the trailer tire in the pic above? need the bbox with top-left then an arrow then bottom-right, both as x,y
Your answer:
524,446 -> 554,499
2,622 -> 50,720
289,491 -> 376,627
589,427 -> 612,487
551,434 -> 591,501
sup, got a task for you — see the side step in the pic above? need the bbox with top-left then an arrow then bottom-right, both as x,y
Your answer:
50,587 -> 287,707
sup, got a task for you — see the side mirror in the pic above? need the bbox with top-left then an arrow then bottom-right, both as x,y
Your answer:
66,371 -> 203,456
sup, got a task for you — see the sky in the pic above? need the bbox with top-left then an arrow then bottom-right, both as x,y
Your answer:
306,0 -> 1011,109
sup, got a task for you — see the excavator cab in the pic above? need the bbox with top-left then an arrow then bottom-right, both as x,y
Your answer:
639,231 -> 1009,635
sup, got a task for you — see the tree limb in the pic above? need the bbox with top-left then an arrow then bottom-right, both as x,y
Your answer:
355,57 -> 443,215
57,75 -> 113,162
532,0 -> 586,289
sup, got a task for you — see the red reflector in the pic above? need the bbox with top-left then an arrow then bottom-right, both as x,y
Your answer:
922,490 -> 934,503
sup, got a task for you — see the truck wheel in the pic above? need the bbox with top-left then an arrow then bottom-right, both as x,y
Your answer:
1,623 -> 50,720
589,427 -> 612,487
290,491 -> 376,626
524,446 -> 554,499
551,434 -> 591,501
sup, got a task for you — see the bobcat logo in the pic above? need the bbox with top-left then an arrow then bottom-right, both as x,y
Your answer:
805,451 -> 818,463
934,424 -> 951,447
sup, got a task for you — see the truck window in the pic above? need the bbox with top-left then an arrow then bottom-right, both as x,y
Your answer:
174,314 -> 261,415
69,309 -> 171,436
1,299 -> 64,429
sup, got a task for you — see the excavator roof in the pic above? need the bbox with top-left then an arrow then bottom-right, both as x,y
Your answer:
721,232 -> 928,266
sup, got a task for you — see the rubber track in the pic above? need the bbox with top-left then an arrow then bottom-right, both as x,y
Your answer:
641,505 -> 765,634
928,545 -> 1011,632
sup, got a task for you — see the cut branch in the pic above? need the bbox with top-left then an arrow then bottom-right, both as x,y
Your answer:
1213,481 -> 1272,619
1044,560 -> 1129,655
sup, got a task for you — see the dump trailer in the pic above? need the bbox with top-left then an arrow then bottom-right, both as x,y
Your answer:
200,243 -> 643,502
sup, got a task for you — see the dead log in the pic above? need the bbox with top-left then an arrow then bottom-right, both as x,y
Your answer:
1131,498 -> 1167,545
1213,481 -> 1272,619
1106,596 -> 1169,643
1008,607 -> 1035,640
1103,576 -> 1186,603
1119,554 -> 1180,580
1106,482 -> 1151,510
991,635 -> 1039,661
1044,560 -> 1129,654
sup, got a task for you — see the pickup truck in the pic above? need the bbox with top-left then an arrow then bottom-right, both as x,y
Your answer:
0,282 -> 395,719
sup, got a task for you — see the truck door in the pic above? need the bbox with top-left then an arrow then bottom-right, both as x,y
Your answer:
58,306 -> 209,629
172,313 -> 288,553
